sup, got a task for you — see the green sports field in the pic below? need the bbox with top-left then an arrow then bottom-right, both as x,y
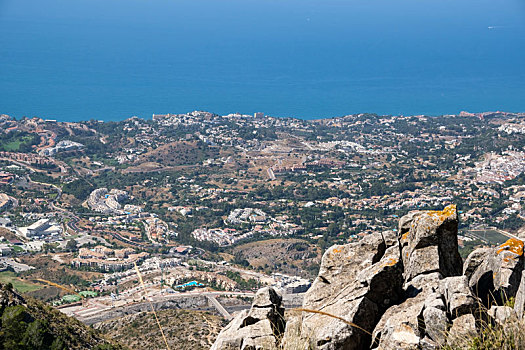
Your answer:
0,271 -> 42,293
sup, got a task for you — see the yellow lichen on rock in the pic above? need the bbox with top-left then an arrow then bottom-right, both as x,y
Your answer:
370,257 -> 399,276
382,257 -> 398,267
503,255 -> 518,263
496,238 -> 524,257
426,204 -> 457,222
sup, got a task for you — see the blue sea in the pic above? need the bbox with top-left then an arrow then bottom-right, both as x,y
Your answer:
1,0 -> 524,121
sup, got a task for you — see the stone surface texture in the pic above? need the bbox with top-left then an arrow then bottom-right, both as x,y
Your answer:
211,205 -> 525,350
211,287 -> 285,350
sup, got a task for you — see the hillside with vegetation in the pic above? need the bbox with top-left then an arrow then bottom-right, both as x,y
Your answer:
226,238 -> 321,278
0,283 -> 124,350
140,141 -> 219,167
95,309 -> 224,350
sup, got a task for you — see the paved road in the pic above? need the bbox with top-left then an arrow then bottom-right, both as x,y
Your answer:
0,157 -> 65,174
61,290 -> 255,324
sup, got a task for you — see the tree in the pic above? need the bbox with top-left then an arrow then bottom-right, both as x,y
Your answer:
65,239 -> 77,252
233,252 -> 250,267
62,179 -> 93,200
1,305 -> 31,348
327,222 -> 339,237
43,243 -> 56,254
22,319 -> 53,349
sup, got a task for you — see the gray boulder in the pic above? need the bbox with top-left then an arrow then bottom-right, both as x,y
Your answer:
297,231 -> 404,349
372,286 -> 451,349
463,247 -> 491,280
399,204 -> 462,284
439,276 -> 477,319
371,290 -> 428,349
514,273 -> 525,319
211,287 -> 285,350
446,314 -> 478,348
373,205 -> 468,349
467,238 -> 524,306
422,305 -> 448,346
488,305 -> 517,326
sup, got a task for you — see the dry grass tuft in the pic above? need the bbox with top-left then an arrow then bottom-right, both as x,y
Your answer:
444,294 -> 525,350
443,318 -> 525,349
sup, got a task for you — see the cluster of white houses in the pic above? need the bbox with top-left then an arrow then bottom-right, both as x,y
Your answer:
87,188 -> 129,214
71,246 -> 149,271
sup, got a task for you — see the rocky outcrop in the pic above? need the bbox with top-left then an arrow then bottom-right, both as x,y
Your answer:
212,204 -> 525,349
0,283 -> 26,309
296,231 -> 403,350
514,273 -> 525,319
398,205 -> 462,284
211,287 -> 285,350
371,205 -> 463,349
466,238 -> 524,305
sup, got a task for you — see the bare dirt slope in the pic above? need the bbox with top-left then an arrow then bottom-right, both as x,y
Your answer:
228,238 -> 321,278
95,309 -> 225,350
